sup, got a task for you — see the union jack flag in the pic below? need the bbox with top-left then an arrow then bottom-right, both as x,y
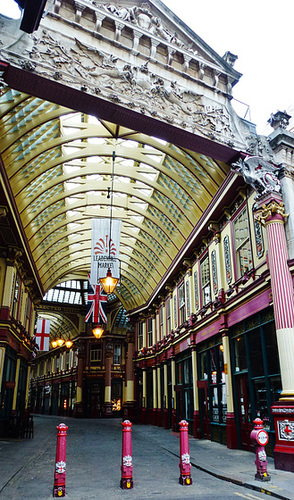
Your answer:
85,275 -> 107,324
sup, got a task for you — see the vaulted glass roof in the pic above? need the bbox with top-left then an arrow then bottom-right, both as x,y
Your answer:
0,87 -> 230,310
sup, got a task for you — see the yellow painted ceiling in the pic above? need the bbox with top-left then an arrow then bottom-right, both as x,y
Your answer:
0,87 -> 230,310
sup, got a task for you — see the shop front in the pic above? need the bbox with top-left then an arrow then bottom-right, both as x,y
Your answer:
230,308 -> 281,454
197,336 -> 227,444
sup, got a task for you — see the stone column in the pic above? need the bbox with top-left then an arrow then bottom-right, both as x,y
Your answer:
191,346 -> 200,438
222,334 -> 237,449
255,193 -> 294,472
104,341 -> 113,416
123,331 -> 135,421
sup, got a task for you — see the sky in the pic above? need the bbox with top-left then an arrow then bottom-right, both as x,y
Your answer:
1,0 -> 293,135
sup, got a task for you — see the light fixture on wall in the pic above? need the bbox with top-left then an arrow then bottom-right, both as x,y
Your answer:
92,324 -> 104,339
99,151 -> 119,294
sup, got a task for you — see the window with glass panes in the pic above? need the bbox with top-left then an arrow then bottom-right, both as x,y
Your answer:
198,339 -> 227,426
159,306 -> 164,338
231,309 -> 281,432
178,282 -> 185,324
114,344 -> 121,365
138,321 -> 144,350
200,255 -> 211,306
90,348 -> 102,364
166,296 -> 171,334
147,317 -> 153,346
233,208 -> 253,277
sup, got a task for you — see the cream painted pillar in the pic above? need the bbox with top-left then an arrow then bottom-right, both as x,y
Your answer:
12,357 -> 21,412
157,365 -> 161,410
152,366 -> 157,410
171,358 -> 176,410
142,368 -> 147,408
25,364 -> 31,409
171,357 -> 177,430
222,336 -> 234,414
222,334 -> 237,448
191,347 -> 200,438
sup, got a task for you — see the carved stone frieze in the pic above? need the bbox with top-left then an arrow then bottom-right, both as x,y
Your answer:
0,3 -> 254,149
0,26 -> 240,144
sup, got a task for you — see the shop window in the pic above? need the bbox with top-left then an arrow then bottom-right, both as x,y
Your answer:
147,317 -> 153,347
138,321 -> 143,350
113,344 -> 121,365
248,329 -> 264,378
233,208 -> 253,277
264,323 -> 280,375
178,282 -> 185,324
234,336 -> 247,372
91,348 -> 102,364
200,255 -> 211,305
199,351 -> 208,380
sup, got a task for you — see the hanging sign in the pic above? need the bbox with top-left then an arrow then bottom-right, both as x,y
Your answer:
90,218 -> 122,284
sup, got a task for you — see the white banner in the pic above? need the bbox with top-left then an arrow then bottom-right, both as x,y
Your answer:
36,318 -> 50,351
90,218 -> 121,284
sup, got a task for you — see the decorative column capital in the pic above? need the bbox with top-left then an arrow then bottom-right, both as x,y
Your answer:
255,200 -> 288,226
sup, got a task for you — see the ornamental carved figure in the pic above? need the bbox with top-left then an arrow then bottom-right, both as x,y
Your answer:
231,156 -> 281,197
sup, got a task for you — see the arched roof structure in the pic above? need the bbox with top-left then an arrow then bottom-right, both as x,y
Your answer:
0,87 -> 232,310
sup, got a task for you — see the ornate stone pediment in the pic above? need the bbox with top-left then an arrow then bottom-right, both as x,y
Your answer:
0,0 -> 253,150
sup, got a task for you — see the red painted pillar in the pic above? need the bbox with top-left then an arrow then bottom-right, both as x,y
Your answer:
255,194 -> 294,472
121,420 -> 134,489
179,420 -> 192,485
53,423 -> 68,497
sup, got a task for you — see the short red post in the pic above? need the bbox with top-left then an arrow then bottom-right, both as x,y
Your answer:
250,418 -> 271,481
179,420 -> 192,485
121,420 -> 134,489
53,423 -> 68,497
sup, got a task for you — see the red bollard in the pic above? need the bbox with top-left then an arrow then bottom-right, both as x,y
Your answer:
121,420 -> 134,489
179,420 -> 192,485
250,418 -> 271,482
53,423 -> 68,497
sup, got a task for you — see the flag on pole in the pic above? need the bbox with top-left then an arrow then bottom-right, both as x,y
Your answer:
90,218 -> 122,285
85,275 -> 107,324
35,318 -> 50,351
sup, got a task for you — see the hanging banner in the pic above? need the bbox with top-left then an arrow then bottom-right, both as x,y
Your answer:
35,318 -> 50,351
90,218 -> 122,285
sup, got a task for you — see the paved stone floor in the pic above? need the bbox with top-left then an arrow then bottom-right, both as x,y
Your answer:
0,416 -> 293,500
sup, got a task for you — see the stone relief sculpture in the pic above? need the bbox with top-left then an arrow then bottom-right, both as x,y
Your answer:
22,30 -> 235,141
231,156 -> 281,196
98,2 -> 193,51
